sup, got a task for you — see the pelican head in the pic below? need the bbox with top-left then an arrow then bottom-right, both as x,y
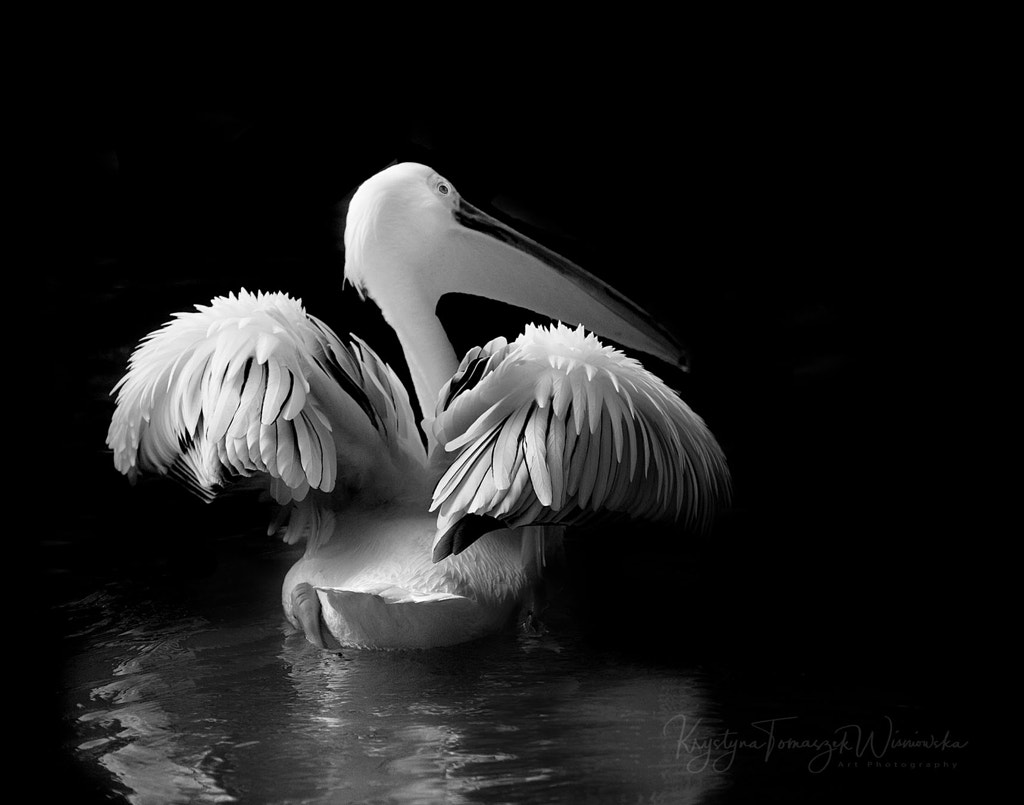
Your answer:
344,162 -> 686,418
343,162 -> 457,293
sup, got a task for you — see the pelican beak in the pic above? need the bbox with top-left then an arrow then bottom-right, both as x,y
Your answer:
445,201 -> 688,370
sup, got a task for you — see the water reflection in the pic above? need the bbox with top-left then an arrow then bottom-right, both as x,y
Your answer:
64,581 -> 728,804
72,609 -> 236,803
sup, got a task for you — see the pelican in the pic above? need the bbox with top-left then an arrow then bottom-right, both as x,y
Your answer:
107,163 -> 729,649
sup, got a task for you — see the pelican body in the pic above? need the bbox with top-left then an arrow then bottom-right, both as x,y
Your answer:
107,163 -> 729,649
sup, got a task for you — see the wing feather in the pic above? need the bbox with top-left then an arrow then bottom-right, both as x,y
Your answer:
524,405 -> 552,507
566,415 -> 591,498
545,410 -> 566,510
107,290 -> 427,545
577,417 -> 601,509
262,359 -> 287,425
591,409 -> 615,509
493,450 -> 529,519
429,323 -> 730,560
259,421 -> 279,477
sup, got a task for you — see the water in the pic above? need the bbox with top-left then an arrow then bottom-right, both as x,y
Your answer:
50,521 -> 974,804
56,538 -> 727,804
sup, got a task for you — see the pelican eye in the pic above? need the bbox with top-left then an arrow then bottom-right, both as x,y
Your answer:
437,181 -> 450,196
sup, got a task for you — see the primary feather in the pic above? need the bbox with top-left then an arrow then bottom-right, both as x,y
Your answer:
107,289 -> 426,522
429,323 -> 730,558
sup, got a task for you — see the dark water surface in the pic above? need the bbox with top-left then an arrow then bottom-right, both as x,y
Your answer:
49,521 -> 973,804
59,551 -> 725,804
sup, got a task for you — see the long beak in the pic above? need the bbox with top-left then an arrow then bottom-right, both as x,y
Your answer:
441,201 -> 688,370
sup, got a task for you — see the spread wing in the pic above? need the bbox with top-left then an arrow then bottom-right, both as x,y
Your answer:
107,289 -> 425,545
428,323 -> 729,560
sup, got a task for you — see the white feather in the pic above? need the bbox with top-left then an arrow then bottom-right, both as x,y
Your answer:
108,290 -> 427,543
429,323 -> 729,536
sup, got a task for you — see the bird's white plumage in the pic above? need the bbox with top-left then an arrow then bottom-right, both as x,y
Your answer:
428,323 -> 728,551
106,289 -> 425,523
107,163 -> 730,649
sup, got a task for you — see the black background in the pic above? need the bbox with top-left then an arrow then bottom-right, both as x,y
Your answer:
30,28 -> 980,803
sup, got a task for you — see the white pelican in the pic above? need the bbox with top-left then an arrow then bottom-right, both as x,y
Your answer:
107,162 -> 729,649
